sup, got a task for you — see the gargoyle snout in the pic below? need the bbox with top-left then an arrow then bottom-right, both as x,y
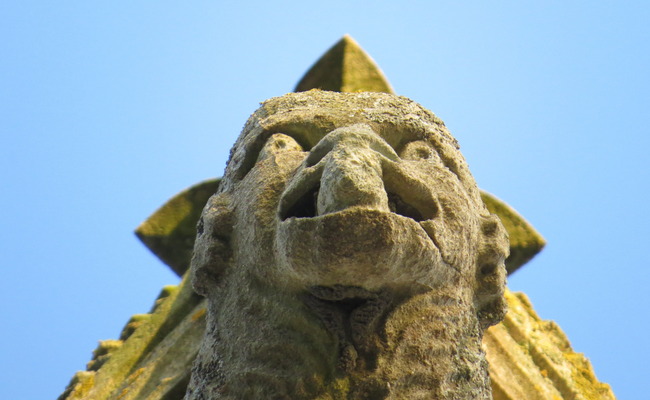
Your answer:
309,124 -> 396,216
279,124 -> 429,221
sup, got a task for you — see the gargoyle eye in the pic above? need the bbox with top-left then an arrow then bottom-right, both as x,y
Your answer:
399,140 -> 437,161
256,133 -> 305,162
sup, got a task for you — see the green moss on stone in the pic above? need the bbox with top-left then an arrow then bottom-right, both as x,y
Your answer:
87,340 -> 123,371
135,179 -> 220,276
57,371 -> 95,400
119,314 -> 152,341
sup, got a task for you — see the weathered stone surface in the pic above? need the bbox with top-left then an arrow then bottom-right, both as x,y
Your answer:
187,90 -> 509,399
294,35 -> 544,276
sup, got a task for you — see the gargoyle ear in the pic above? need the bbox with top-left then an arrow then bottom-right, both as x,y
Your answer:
480,191 -> 545,274
135,178 -> 222,277
475,213 -> 509,329
190,192 -> 234,296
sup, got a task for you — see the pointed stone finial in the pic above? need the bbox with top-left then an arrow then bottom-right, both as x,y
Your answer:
135,179 -> 220,276
295,34 -> 394,93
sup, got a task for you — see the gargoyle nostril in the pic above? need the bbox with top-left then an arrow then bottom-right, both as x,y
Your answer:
387,192 -> 425,222
281,186 -> 320,220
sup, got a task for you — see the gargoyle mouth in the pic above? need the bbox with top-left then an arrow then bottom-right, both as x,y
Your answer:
275,207 -> 447,290
279,184 -> 429,222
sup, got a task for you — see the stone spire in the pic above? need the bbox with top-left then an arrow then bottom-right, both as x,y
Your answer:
59,36 -> 615,400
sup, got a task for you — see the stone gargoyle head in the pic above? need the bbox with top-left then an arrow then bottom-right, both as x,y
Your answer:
186,90 -> 509,399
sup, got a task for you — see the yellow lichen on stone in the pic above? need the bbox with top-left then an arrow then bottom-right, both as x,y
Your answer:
115,368 -> 145,400
119,314 -> 151,341
150,285 -> 179,313
57,371 -> 95,400
485,290 -> 615,400
190,307 -> 206,322
107,296 -> 206,400
87,340 -> 124,371
59,274 -> 201,400
321,376 -> 350,400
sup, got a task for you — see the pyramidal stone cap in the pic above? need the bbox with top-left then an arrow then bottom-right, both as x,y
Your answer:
295,34 -> 394,93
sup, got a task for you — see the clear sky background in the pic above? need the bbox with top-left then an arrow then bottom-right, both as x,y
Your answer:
2,2 -> 648,399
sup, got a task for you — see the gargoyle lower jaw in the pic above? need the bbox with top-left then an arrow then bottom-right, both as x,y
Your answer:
275,208 -> 448,289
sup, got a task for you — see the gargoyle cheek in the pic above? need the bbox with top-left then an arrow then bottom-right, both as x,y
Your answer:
190,193 -> 234,296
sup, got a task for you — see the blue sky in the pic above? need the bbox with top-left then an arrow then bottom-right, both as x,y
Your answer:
2,2 -> 648,399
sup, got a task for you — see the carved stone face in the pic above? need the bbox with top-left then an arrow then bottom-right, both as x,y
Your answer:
187,91 -> 510,398
192,91 -> 508,323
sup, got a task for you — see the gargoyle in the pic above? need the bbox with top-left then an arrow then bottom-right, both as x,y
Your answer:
186,90 -> 509,399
